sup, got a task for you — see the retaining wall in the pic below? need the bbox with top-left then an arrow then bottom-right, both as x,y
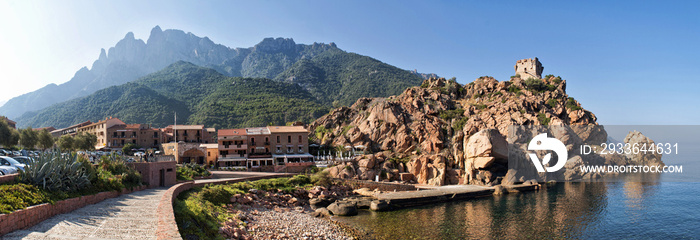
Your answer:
341,179 -> 417,192
155,173 -> 294,240
0,173 -> 16,184
0,185 -> 147,236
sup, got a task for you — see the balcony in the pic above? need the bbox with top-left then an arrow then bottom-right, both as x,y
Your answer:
219,144 -> 248,150
219,154 -> 247,161
248,152 -> 272,158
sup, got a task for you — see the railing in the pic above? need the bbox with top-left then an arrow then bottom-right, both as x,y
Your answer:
220,144 -> 247,150
248,153 -> 272,158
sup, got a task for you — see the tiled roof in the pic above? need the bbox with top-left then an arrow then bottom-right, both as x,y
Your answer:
267,126 -> 308,133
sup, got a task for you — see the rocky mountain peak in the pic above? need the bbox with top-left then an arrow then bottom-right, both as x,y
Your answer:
147,25 -> 164,44
254,37 -> 297,52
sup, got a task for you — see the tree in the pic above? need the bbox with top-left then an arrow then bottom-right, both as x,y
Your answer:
19,127 -> 39,150
0,119 -> 19,148
57,135 -> 74,151
38,130 -> 54,150
122,143 -> 138,156
74,132 -> 97,151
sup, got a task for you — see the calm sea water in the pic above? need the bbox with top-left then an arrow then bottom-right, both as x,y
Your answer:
335,181 -> 700,239
336,127 -> 700,239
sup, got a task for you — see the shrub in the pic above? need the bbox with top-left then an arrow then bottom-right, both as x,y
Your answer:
0,183 -> 54,214
19,151 -> 91,192
311,171 -> 332,187
453,117 -> 469,131
174,188 -> 232,240
287,174 -> 311,186
177,163 -> 212,181
96,153 -> 143,189
439,109 -> 465,120
566,97 -> 582,111
552,76 -> 563,84
537,113 -> 551,125
547,99 -> 558,108
507,85 -> 521,93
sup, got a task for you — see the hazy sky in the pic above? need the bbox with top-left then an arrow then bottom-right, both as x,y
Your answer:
0,1 -> 698,125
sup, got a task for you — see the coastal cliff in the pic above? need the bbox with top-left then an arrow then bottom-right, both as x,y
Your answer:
310,59 -> 663,186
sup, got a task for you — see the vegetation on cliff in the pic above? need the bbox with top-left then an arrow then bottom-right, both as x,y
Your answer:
309,74 -> 599,186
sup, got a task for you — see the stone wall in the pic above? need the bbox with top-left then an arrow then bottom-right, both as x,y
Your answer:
129,161 -> 177,188
0,185 -> 147,236
514,58 -> 543,79
155,173 -> 295,239
0,173 -> 16,184
341,179 -> 417,192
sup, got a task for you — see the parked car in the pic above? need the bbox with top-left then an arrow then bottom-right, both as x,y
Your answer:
134,152 -> 146,157
0,166 -> 17,175
0,156 -> 26,171
12,156 -> 34,165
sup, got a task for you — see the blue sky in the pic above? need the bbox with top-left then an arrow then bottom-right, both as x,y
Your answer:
0,0 -> 697,125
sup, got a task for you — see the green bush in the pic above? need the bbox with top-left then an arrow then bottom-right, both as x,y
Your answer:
438,109 -> 465,120
174,188 -> 231,240
19,151 -> 91,192
507,85 -> 521,94
287,174 -> 311,186
547,99 -> 558,108
177,163 -> 212,181
311,171 -> 332,187
0,184 -> 54,214
96,153 -> 143,189
537,113 -> 551,125
566,97 -> 582,111
453,117 -> 469,131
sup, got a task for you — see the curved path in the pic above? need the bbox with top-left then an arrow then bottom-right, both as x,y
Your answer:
2,188 -> 167,240
1,171 -> 294,240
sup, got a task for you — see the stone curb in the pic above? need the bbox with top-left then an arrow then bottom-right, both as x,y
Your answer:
0,185 -> 148,236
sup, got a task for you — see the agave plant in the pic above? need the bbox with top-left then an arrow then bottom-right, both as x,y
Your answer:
19,150 -> 91,192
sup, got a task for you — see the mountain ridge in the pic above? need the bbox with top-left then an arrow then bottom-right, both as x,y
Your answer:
2,26 -> 433,119
15,61 -> 329,129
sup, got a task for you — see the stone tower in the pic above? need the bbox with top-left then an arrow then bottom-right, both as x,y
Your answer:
514,58 -> 543,79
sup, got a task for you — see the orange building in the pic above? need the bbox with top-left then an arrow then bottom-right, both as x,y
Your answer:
216,125 -> 312,170
107,123 -> 163,151
77,117 -> 125,150
161,125 -> 216,144
218,129 -> 248,168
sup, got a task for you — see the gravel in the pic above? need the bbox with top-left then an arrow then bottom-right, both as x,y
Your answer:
243,207 -> 353,240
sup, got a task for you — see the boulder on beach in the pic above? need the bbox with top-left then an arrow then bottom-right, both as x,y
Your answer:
327,202 -> 358,216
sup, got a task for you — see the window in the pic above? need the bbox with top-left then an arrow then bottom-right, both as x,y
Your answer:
299,147 -> 303,153
298,135 -> 302,143
277,136 -> 280,143
276,147 -> 281,153
288,135 -> 291,143
208,152 -> 211,157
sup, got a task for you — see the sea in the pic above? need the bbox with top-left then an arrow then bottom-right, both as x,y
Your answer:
334,126 -> 700,239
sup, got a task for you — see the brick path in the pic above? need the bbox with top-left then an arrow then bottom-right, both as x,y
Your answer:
1,188 -> 167,240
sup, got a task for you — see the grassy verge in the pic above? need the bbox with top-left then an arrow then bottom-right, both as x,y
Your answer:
174,174 -> 328,239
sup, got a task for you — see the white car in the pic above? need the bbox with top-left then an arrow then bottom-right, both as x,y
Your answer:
134,152 -> 146,157
0,156 -> 26,172
0,165 -> 18,175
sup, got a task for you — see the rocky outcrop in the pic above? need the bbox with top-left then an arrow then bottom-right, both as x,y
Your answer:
313,64 -> 607,185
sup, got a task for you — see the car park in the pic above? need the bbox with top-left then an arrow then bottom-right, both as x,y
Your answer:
0,156 -> 26,171
12,156 -> 34,165
0,166 -> 17,175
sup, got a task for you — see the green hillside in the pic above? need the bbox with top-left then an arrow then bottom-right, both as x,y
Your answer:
275,48 -> 423,106
16,62 -> 330,129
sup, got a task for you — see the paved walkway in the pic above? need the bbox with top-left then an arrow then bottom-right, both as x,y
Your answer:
2,188 -> 167,240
